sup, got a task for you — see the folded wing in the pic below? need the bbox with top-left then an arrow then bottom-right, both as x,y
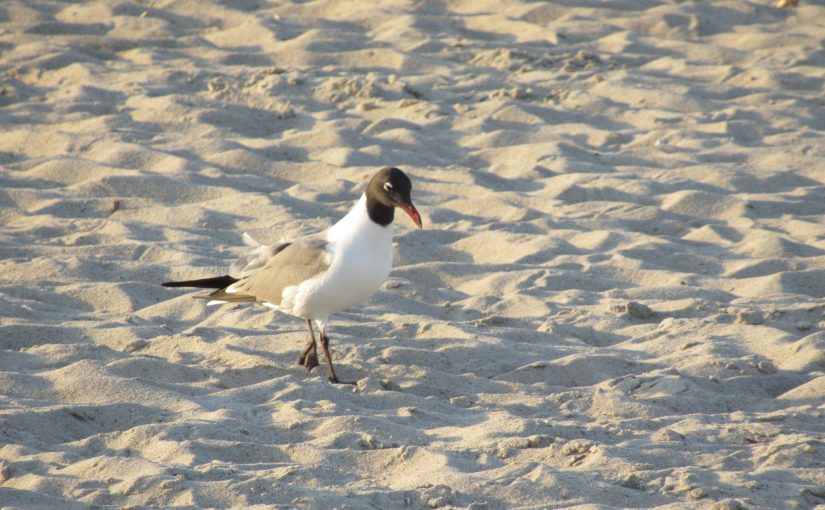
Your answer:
211,236 -> 330,306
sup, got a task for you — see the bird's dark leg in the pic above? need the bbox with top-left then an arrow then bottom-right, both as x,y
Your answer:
319,329 -> 354,385
297,319 -> 319,372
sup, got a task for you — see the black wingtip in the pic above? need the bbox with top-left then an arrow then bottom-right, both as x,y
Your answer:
162,275 -> 238,289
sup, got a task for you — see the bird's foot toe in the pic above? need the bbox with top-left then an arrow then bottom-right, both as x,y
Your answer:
328,376 -> 356,385
297,352 -> 320,372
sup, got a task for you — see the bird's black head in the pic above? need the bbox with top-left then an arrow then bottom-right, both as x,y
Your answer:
365,167 -> 422,228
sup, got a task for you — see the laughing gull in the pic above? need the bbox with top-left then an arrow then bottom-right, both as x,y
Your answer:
163,167 -> 422,384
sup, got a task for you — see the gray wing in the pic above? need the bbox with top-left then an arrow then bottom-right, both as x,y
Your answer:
211,235 -> 329,306
229,233 -> 290,276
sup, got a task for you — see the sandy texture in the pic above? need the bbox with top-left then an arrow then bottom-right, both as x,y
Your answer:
2,0 -> 825,508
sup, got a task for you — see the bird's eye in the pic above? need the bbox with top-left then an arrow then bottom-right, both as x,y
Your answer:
383,182 -> 394,192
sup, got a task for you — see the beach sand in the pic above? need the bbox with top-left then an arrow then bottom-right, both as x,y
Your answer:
1,0 -> 824,508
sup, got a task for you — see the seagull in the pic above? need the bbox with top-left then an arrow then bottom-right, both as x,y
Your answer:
162,167 -> 422,384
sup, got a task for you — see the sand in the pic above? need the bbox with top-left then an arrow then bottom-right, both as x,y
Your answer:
1,0 -> 825,508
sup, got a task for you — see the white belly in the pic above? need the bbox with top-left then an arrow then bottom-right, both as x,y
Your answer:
291,243 -> 392,319
278,193 -> 396,321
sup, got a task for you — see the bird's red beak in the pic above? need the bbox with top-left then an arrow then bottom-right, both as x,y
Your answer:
402,202 -> 422,228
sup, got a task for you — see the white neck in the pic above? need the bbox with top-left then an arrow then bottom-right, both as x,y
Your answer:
327,194 -> 394,243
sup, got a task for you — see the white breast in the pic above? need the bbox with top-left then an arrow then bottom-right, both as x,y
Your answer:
288,194 -> 394,320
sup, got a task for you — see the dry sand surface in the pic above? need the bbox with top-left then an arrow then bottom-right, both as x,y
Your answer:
2,0 -> 825,508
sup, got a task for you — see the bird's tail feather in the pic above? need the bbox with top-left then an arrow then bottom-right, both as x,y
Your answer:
194,289 -> 256,303
164,275 -> 256,304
